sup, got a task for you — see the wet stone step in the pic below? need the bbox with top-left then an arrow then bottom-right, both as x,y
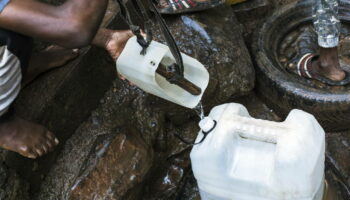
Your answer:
35,80 -> 158,200
69,129 -> 153,200
0,163 -> 29,200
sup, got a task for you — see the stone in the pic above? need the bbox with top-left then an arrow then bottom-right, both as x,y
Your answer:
0,164 -> 30,200
141,121 -> 199,200
232,0 -> 272,44
68,129 -> 153,200
35,80 -> 156,200
232,0 -> 271,16
232,92 -> 282,122
176,171 -> 201,200
150,5 -> 255,124
131,95 -> 166,149
143,150 -> 191,200
326,132 -> 350,187
271,0 -> 298,7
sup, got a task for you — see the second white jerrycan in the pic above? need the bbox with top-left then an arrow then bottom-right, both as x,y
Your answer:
190,103 -> 326,200
116,36 -> 209,109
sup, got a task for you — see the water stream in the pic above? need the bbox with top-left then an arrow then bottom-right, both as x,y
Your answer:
194,102 -> 205,120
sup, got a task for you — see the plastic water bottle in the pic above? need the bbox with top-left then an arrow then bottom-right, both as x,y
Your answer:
116,36 -> 209,109
190,103 -> 325,200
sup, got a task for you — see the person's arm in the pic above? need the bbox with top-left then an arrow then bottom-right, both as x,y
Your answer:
0,0 -> 108,48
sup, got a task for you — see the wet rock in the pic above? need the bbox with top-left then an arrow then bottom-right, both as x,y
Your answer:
35,80 -> 156,200
69,129 -> 153,200
131,95 -> 166,150
151,5 -> 255,123
326,132 -> 350,188
233,92 -> 282,122
272,0 -> 298,7
143,150 -> 191,200
0,164 -> 29,200
177,171 -> 201,200
325,169 -> 350,200
232,0 -> 271,19
166,121 -> 200,157
232,0 -> 272,44
141,121 -> 199,200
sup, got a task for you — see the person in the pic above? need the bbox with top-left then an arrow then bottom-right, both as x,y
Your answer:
296,0 -> 350,85
0,0 -> 133,159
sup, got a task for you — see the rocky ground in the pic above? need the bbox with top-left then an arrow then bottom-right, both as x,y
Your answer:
0,0 -> 349,200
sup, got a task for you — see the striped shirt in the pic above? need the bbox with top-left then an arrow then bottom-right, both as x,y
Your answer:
0,29 -> 32,117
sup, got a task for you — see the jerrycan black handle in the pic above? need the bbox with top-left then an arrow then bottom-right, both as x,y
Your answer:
115,0 -> 185,78
115,0 -> 152,55
148,0 -> 185,77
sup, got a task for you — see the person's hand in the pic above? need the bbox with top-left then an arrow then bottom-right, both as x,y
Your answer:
92,28 -> 136,83
105,30 -> 134,60
92,28 -> 134,60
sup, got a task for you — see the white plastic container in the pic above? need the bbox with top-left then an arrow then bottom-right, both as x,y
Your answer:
190,103 -> 325,200
116,36 -> 209,108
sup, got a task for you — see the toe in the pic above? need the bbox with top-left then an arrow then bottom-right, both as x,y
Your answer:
70,49 -> 80,57
45,131 -> 59,146
46,140 -> 53,150
45,132 -> 54,140
35,148 -> 44,157
41,145 -> 48,154
18,146 -> 37,159
26,148 -> 39,159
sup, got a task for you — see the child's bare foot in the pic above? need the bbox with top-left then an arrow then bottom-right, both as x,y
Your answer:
286,29 -> 348,85
310,47 -> 346,81
0,117 -> 59,159
22,45 -> 79,87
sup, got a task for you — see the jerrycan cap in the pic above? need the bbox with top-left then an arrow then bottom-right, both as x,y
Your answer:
199,117 -> 216,133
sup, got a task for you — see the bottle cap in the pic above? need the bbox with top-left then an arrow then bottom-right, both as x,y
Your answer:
199,117 -> 215,132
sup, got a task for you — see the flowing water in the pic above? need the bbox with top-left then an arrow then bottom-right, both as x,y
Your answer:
194,102 -> 205,120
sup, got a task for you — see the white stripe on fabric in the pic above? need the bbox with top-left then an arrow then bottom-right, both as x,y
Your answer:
169,0 -> 177,10
303,56 -> 313,78
0,45 -> 22,116
297,53 -> 312,76
181,0 -> 190,8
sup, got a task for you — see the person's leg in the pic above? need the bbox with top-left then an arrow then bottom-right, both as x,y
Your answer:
311,0 -> 345,81
0,29 -> 58,159
22,45 -> 79,87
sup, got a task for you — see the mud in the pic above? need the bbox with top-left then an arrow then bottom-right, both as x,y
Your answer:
278,24 -> 350,90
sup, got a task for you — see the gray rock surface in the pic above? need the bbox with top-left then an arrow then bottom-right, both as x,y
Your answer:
69,130 -> 153,200
0,164 -> 29,200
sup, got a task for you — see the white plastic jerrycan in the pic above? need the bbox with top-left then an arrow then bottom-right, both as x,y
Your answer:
190,103 -> 325,200
116,36 -> 209,108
